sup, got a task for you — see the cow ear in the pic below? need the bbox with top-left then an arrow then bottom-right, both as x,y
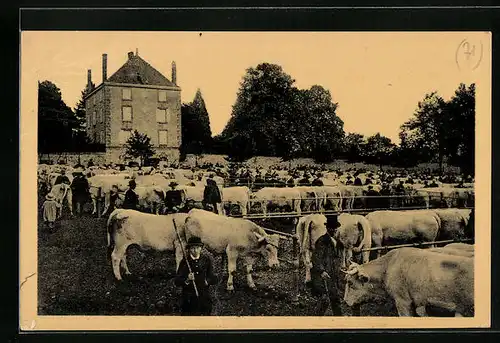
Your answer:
254,232 -> 266,243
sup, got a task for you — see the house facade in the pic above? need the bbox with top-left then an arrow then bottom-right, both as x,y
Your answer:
84,51 -> 181,164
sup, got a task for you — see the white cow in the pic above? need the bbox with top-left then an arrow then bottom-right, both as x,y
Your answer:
183,209 -> 280,291
222,186 -> 251,216
107,209 -> 189,280
336,213 -> 373,269
295,214 -> 327,283
252,187 -> 302,216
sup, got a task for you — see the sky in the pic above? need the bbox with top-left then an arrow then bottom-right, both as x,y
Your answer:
21,31 -> 487,143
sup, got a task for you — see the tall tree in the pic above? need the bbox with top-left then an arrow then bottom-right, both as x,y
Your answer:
219,63 -> 297,160
38,80 -> 79,153
124,130 -> 156,166
180,89 -> 213,157
343,133 -> 366,162
363,133 -> 396,169
400,91 -> 447,170
72,86 -> 92,148
443,83 -> 475,175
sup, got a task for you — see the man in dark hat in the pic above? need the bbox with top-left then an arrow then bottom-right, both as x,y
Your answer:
54,168 -> 71,186
174,236 -> 218,316
308,215 -> 343,316
70,167 -> 89,216
165,181 -> 184,213
203,174 -> 222,215
122,179 -> 139,210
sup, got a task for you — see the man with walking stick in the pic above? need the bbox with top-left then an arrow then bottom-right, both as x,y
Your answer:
308,214 -> 343,316
173,233 -> 218,316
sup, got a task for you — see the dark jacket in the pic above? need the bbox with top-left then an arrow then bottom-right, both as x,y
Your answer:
203,179 -> 221,204
70,175 -> 89,201
174,253 -> 218,296
54,175 -> 70,185
311,233 -> 339,296
165,189 -> 184,211
123,188 -> 139,210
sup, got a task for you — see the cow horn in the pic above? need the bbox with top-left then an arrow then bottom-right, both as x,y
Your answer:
254,232 -> 266,243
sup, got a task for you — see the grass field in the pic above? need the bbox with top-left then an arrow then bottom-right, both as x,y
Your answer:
37,202 -> 397,317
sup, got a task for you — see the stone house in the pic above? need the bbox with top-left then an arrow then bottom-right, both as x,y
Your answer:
84,50 -> 181,164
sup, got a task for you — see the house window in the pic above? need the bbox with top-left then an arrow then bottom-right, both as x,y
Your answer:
93,111 -> 97,125
158,90 -> 167,102
100,131 -> 105,144
158,130 -> 168,145
119,130 -> 132,145
122,88 -> 132,100
156,108 -> 167,123
122,106 -> 132,122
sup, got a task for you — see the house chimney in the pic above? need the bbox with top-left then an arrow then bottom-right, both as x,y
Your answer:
87,69 -> 92,90
128,51 -> 134,59
171,61 -> 177,85
102,54 -> 108,82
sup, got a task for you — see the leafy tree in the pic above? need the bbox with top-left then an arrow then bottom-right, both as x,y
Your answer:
400,92 -> 448,170
343,133 -> 366,162
180,89 -> 213,157
363,133 -> 396,169
218,64 -> 344,162
72,86 -> 93,149
38,80 -> 79,153
443,83 -> 475,176
219,63 -> 297,160
124,130 -> 156,166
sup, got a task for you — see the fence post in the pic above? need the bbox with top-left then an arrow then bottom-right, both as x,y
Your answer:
97,187 -> 102,218
291,234 -> 300,305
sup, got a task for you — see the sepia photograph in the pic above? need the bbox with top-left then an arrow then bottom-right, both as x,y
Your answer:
19,31 -> 491,330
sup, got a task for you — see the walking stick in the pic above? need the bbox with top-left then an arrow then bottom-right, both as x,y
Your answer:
323,278 -> 335,315
172,218 -> 199,297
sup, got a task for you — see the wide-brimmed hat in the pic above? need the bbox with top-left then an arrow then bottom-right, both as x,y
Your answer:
169,181 -> 179,188
186,236 -> 204,248
326,215 -> 342,229
72,166 -> 84,174
45,193 -> 55,201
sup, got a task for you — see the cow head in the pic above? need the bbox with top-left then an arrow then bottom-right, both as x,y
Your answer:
342,262 -> 385,307
253,232 -> 280,268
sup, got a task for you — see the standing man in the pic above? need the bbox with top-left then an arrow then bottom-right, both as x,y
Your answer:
203,174 -> 222,215
70,167 -> 90,216
122,179 -> 139,210
54,168 -> 71,186
165,181 -> 185,213
309,214 -> 343,316
174,236 -> 218,316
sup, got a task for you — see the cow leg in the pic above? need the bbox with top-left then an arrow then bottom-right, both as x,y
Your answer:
362,249 -> 370,264
304,250 -> 312,283
121,254 -> 132,275
111,245 -> 128,281
243,255 -> 257,290
241,202 -> 248,217
226,246 -> 238,291
92,197 -> 98,215
174,240 -> 185,272
394,298 -> 416,317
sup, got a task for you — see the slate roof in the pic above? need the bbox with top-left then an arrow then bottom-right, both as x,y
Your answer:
107,53 -> 176,87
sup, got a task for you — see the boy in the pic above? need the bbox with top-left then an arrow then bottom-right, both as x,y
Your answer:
174,236 -> 218,316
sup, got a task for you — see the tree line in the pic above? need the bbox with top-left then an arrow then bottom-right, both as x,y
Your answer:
38,62 -> 475,175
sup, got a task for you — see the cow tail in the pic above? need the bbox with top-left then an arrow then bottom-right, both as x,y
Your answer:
295,218 -> 305,254
354,218 -> 372,252
106,210 -> 119,252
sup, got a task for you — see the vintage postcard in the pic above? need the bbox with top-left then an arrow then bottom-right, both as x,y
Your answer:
20,31 -> 491,330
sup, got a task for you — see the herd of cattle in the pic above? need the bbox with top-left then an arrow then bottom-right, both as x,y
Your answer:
106,206 -> 474,317
38,162 -> 475,317
37,163 -> 475,218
